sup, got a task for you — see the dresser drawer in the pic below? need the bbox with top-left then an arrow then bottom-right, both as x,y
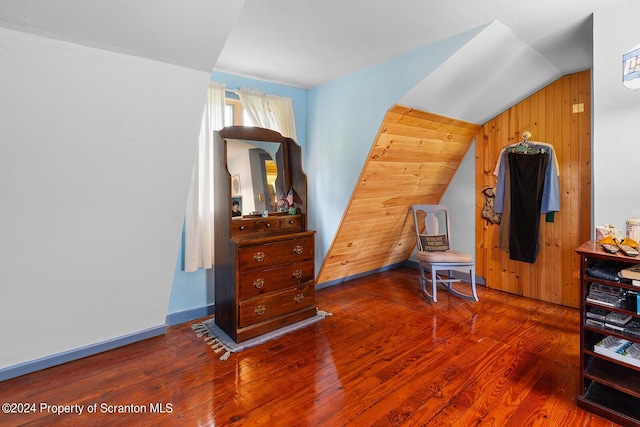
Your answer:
239,259 -> 314,299
231,220 -> 255,236
238,283 -> 315,328
280,215 -> 302,230
254,218 -> 280,232
238,236 -> 314,271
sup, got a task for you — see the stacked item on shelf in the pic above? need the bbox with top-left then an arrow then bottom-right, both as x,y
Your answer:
585,307 -> 633,332
619,264 -> 640,286
587,283 -> 623,307
594,335 -> 640,368
587,261 -> 630,283
585,282 -> 639,314
624,320 -> 640,339
586,307 -> 610,328
631,291 -> 640,315
604,311 -> 633,333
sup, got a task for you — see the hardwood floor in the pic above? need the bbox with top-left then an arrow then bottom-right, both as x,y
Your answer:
0,267 -> 620,426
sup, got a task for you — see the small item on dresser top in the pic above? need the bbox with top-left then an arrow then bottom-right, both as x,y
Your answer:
626,217 -> 640,243
595,224 -> 623,242
601,243 -> 619,254
599,235 -> 618,253
618,243 -> 639,257
621,237 -> 639,249
618,238 -> 639,257
598,236 -> 639,256
599,235 -> 619,254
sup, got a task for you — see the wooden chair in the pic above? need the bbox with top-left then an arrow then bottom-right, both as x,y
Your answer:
412,204 -> 478,302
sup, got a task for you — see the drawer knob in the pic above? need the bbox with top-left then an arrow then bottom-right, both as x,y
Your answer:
266,223 -> 271,228
294,293 -> 304,304
254,252 -> 265,262
239,226 -> 245,231
288,220 -> 294,224
253,278 -> 265,289
292,269 -> 303,279
254,305 -> 266,315
293,245 -> 303,255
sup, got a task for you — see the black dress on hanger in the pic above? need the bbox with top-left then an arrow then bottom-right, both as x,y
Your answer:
507,149 -> 549,263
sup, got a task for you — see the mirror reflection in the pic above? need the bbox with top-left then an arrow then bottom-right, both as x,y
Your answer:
227,139 -> 286,217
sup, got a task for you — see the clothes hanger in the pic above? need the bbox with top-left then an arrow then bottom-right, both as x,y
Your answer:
508,131 -> 541,154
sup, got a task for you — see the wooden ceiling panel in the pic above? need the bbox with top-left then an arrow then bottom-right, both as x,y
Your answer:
316,104 -> 480,285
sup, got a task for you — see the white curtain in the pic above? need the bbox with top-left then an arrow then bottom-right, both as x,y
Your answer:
238,88 -> 272,129
267,94 -> 297,140
238,88 -> 297,139
184,83 -> 226,272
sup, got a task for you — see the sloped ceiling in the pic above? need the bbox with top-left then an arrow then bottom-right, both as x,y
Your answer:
216,0 -> 621,89
317,105 -> 480,285
0,0 -> 244,71
399,21 -> 562,124
0,1 -> 628,88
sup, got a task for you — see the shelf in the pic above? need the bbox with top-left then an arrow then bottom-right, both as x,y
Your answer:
584,282 -> 638,316
577,240 -> 640,264
584,325 -> 640,346
584,275 -> 639,292
584,301 -> 638,318
579,382 -> 640,427
584,355 -> 640,394
577,242 -> 640,426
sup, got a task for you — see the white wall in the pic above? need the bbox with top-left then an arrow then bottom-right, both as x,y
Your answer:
0,28 -> 209,370
440,140 -> 477,257
593,2 -> 640,232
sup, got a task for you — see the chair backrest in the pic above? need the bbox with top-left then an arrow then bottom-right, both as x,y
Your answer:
412,204 -> 451,251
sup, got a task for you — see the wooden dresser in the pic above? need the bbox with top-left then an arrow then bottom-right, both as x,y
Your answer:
233,228 -> 315,341
213,127 -> 316,343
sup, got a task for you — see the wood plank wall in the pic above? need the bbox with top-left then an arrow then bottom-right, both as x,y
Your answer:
475,70 -> 591,308
317,105 -> 480,285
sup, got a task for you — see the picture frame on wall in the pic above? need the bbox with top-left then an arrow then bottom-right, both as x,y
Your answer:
231,196 -> 242,218
232,174 -> 241,196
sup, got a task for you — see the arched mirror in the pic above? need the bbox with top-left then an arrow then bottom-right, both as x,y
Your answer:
227,139 -> 286,217
219,126 -> 295,220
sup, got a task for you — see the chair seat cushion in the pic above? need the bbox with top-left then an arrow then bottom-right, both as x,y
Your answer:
416,250 -> 472,263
